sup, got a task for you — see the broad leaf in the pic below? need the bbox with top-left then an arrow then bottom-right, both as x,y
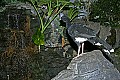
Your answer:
32,28 -> 45,46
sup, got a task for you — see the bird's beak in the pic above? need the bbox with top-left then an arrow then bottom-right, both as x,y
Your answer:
59,13 -> 64,20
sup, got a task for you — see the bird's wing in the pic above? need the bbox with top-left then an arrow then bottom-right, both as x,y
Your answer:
88,37 -> 113,51
68,24 -> 96,39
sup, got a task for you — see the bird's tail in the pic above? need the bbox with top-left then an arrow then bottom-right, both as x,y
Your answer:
88,37 -> 114,54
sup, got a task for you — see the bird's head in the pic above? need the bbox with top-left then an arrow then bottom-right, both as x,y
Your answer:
61,15 -> 70,23
60,15 -> 71,28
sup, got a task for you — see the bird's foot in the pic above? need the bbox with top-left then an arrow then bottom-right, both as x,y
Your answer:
73,53 -> 83,59
73,53 -> 87,59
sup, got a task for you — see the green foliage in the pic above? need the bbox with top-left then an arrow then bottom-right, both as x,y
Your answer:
90,0 -> 120,27
66,0 -> 81,21
0,0 -> 80,46
0,0 -> 69,47
30,0 -> 69,46
34,0 -> 69,7
32,28 -> 45,46
68,8 -> 79,21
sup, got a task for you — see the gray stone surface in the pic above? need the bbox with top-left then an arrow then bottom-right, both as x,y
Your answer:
85,21 -> 120,49
87,22 -> 100,34
114,28 -> 120,48
51,50 -> 120,80
99,26 -> 111,40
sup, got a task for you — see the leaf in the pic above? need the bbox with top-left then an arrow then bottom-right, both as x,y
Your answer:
30,0 -> 69,46
68,8 -> 79,21
32,28 -> 45,46
42,1 -> 68,32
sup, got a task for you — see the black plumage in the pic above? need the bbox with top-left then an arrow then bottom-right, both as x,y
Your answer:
61,15 -> 114,58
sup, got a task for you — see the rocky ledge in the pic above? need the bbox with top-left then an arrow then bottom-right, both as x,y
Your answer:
51,50 -> 120,80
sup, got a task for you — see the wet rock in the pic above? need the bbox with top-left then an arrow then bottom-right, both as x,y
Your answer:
51,50 -> 120,80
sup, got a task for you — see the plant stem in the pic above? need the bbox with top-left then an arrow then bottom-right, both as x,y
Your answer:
42,2 -> 68,33
38,45 -> 40,52
7,75 -> 9,80
30,0 -> 44,31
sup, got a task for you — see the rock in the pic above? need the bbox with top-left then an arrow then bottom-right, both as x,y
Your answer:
106,28 -> 116,47
87,22 -> 120,48
51,50 -> 120,80
99,26 -> 111,40
88,22 -> 101,34
114,28 -> 120,48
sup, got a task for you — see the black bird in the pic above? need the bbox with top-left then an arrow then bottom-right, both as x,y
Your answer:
61,15 -> 114,58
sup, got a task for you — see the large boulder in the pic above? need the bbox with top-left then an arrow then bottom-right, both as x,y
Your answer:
51,50 -> 120,80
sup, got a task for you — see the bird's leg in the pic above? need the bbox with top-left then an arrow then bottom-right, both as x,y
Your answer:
77,45 -> 81,56
81,42 -> 84,54
80,42 -> 87,56
73,44 -> 81,59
